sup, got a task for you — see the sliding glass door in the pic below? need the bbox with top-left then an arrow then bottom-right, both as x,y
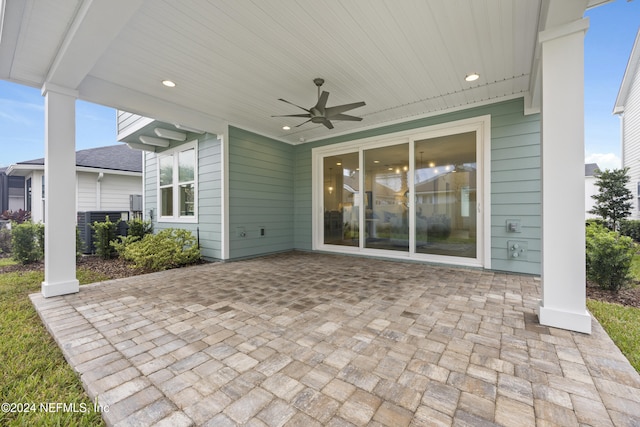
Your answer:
315,119 -> 485,266
414,132 -> 476,258
364,144 -> 409,252
323,153 -> 359,246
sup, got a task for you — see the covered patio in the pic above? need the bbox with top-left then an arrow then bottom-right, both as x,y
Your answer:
31,252 -> 640,426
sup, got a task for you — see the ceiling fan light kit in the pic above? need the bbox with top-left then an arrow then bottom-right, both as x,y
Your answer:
273,78 -> 365,130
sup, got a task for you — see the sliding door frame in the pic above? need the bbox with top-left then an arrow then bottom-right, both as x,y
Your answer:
312,115 -> 491,268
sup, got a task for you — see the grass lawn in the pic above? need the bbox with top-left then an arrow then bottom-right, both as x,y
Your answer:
0,265 -> 108,426
587,253 -> 640,374
587,299 -> 640,373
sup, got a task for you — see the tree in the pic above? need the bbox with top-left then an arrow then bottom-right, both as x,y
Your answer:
589,167 -> 633,230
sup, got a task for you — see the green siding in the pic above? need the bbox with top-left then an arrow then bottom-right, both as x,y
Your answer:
144,133 -> 222,260
228,127 -> 294,259
293,97 -> 541,275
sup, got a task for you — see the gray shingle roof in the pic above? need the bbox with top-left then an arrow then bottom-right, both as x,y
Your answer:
585,163 -> 600,177
18,144 -> 142,173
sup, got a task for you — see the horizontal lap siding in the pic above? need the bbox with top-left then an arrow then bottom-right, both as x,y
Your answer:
100,174 -> 142,211
293,98 -> 541,275
490,104 -> 541,275
228,127 -> 294,259
145,134 -> 222,260
76,172 -> 97,212
623,61 -> 640,218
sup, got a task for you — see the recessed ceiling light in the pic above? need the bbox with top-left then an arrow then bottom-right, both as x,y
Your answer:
282,125 -> 291,130
465,73 -> 480,82
162,80 -> 176,88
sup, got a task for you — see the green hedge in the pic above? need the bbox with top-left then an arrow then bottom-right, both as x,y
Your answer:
117,228 -> 200,271
619,219 -> 640,242
11,222 -> 44,264
586,223 -> 636,292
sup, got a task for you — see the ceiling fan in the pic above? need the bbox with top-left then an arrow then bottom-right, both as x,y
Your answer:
273,78 -> 365,129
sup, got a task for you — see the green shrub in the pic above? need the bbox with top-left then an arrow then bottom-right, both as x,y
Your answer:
119,228 -> 200,271
11,222 -> 44,264
586,218 -> 605,228
586,223 -> 636,292
127,218 -> 153,240
76,226 -> 83,259
619,219 -> 640,242
0,227 -> 11,254
92,216 -> 120,260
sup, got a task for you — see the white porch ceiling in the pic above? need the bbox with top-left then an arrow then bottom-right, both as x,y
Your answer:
0,0 -> 593,144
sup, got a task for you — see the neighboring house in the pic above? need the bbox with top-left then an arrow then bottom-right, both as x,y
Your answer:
585,163 -> 600,219
0,167 -> 25,213
615,28 -> 640,218
0,1 -> 607,333
5,145 -> 142,223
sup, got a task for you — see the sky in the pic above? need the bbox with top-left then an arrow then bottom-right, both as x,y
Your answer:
0,0 -> 639,170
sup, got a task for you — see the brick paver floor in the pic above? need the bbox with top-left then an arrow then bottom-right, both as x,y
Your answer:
31,251 -> 640,426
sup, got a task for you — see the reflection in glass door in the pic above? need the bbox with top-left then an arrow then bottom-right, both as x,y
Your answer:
364,144 -> 409,252
323,153 -> 359,246
414,132 -> 476,258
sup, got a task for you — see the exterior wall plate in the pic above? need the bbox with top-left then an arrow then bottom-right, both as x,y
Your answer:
506,219 -> 521,232
508,240 -> 528,260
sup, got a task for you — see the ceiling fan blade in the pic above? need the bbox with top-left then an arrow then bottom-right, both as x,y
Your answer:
271,113 -> 312,118
294,119 -> 313,128
324,101 -> 366,117
322,119 -> 334,129
278,98 -> 311,112
314,91 -> 330,111
330,113 -> 363,122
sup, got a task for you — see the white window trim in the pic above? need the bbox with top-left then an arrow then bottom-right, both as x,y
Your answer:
311,115 -> 491,269
157,140 -> 198,223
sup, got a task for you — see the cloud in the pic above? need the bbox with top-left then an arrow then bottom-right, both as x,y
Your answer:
585,152 -> 621,170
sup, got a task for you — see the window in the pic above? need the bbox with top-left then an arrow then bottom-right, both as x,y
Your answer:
158,141 -> 197,221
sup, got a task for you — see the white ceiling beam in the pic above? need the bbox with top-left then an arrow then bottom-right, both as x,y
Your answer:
154,128 -> 187,141
174,124 -> 205,134
127,142 -> 157,152
139,135 -> 170,148
45,0 -> 144,89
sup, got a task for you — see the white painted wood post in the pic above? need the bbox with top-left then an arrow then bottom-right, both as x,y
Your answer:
41,83 -> 80,298
538,19 -> 592,334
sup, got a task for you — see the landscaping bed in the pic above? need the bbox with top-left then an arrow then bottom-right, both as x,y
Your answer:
0,255 -> 146,279
587,282 -> 640,308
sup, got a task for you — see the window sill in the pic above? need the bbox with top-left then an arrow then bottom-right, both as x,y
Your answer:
158,217 -> 198,224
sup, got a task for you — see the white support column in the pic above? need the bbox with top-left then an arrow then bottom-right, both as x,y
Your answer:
538,19 -> 591,334
41,83 -> 79,298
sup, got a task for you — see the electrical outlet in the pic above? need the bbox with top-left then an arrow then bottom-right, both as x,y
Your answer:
508,240 -> 528,260
506,219 -> 521,233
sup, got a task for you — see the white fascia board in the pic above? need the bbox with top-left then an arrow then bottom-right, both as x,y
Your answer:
5,164 -> 44,176
75,166 -> 141,177
614,28 -> 640,115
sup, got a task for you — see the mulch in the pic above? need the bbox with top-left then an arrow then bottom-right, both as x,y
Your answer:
587,282 -> 640,308
0,255 -> 146,279
3,254 -> 639,308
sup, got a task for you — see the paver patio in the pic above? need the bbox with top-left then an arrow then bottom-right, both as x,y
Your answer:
31,251 -> 640,426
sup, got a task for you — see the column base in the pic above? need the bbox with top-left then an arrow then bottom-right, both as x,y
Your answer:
41,280 -> 80,298
538,301 -> 592,334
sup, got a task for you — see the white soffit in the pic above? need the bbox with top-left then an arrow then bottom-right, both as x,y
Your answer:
0,0 -> 594,144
